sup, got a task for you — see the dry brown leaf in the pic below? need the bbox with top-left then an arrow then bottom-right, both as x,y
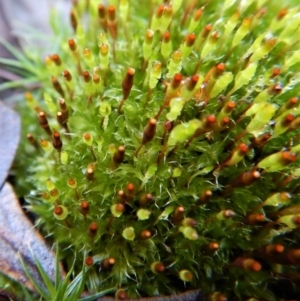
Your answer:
0,101 -> 20,187
0,182 -> 58,292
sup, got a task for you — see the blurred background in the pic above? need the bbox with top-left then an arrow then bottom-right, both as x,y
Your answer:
0,0 -> 71,100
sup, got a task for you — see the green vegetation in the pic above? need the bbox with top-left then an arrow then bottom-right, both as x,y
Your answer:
10,0 -> 300,300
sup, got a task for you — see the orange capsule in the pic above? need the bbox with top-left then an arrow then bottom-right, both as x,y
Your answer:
102,257 -> 116,270
140,230 -> 152,240
51,54 -> 61,66
139,193 -> 153,206
52,77 -> 65,97
173,206 -> 185,222
38,112 -> 52,136
52,131 -> 63,151
85,256 -> 94,266
117,190 -> 127,203
142,119 -> 157,145
126,183 -> 135,199
27,133 -> 39,149
122,68 -> 135,101
208,242 -> 219,251
113,146 -> 125,165
80,200 -> 89,217
198,190 -> 212,205
68,38 -> 77,51
115,289 -> 127,301
70,10 -> 77,31
88,222 -> 98,237
151,262 -> 165,273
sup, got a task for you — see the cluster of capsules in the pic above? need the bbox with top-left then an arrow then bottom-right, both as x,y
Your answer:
23,0 -> 300,300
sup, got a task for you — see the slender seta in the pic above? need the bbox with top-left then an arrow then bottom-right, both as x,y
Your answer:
18,0 -> 300,300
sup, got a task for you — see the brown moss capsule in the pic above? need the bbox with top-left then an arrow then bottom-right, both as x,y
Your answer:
173,206 -> 185,222
186,33 -> 196,47
140,230 -> 152,240
50,188 -> 59,198
215,63 -> 226,76
27,133 -> 39,149
107,5 -> 117,39
151,262 -> 165,274
193,8 -> 203,22
220,116 -> 230,127
70,10 -> 77,31
118,68 -> 135,113
107,4 -> 116,21
269,82 -> 282,95
85,163 -> 95,181
179,270 -> 193,282
122,68 -> 135,101
38,112 -> 52,135
68,38 -> 77,51
83,71 -> 91,83
111,203 -> 125,217
181,217 -> 197,228
52,77 -> 65,97
62,70 -> 72,82
139,193 -> 153,206
115,289 -> 127,301
85,168 -> 94,181
223,210 -> 235,218
59,97 -> 67,111
53,205 -> 68,220
201,24 -> 212,39
53,206 -> 63,215
163,31 -> 170,43
57,112 -> 69,131
281,151 -> 297,164
170,73 -> 182,90
277,8 -> 287,20
238,143 -> 249,154
208,242 -> 219,251
250,133 -> 271,148
230,170 -> 260,188
126,183 -> 135,198
245,213 -> 265,225
142,119 -> 157,145
93,74 -> 100,84
88,222 -> 98,237
208,292 -> 227,301
85,256 -> 94,266
80,200 -> 89,217
224,100 -> 235,113
233,257 -> 261,272
117,190 -> 127,203
102,257 -> 116,270
52,131 -> 63,151
51,54 -> 61,66
155,4 -> 164,19
286,97 -> 298,109
205,114 -> 217,128
281,113 -> 295,127
113,146 -> 125,165
67,178 -> 77,188
185,74 -> 199,91
264,244 -> 285,255
271,67 -> 281,78
164,4 -> 172,17
98,4 -> 106,19
98,4 -> 107,31
198,190 -> 212,205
